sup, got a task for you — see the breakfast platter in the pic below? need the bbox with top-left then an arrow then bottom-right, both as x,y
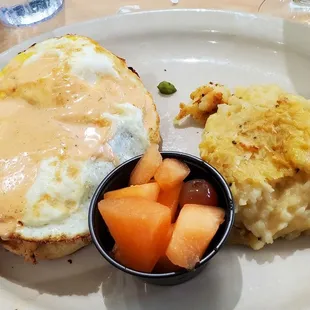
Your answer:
1,9 -> 310,310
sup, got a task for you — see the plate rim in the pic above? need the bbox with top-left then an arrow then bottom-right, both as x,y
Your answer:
1,7 -> 310,310
1,8 -> 310,61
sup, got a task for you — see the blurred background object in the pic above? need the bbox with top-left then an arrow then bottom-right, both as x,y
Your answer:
0,0 -> 65,53
0,0 -> 64,27
259,0 -> 310,24
0,0 -> 263,53
1,0 -> 310,54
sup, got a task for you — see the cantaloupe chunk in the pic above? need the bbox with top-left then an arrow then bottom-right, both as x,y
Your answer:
111,244 -> 121,262
154,158 -> 190,190
111,244 -> 136,269
157,182 -> 183,222
159,224 -> 174,256
166,204 -> 225,270
154,255 -> 182,273
153,224 -> 181,273
98,197 -> 171,273
129,144 -> 162,185
104,183 -> 160,201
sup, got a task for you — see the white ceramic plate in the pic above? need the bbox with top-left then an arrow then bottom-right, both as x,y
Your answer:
1,9 -> 310,310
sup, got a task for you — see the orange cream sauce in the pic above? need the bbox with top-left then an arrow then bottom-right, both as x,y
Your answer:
0,48 -> 156,237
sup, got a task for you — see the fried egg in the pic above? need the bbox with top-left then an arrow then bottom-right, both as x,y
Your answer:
0,35 -> 160,261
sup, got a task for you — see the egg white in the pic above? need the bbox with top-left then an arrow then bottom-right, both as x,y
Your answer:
24,36 -> 119,84
17,103 -> 149,240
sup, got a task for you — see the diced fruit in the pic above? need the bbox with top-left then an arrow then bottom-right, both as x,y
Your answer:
166,204 -> 225,270
104,183 -> 160,201
112,244 -> 138,269
154,225 -> 181,273
111,244 -> 121,262
154,255 -> 182,273
157,183 -> 183,222
154,158 -> 190,190
129,144 -> 162,185
159,224 -> 175,256
98,197 -> 171,273
179,179 -> 218,207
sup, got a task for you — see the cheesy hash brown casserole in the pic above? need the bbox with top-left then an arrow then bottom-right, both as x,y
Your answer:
175,83 -> 310,250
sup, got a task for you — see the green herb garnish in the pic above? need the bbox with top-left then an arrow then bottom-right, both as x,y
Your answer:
157,81 -> 177,95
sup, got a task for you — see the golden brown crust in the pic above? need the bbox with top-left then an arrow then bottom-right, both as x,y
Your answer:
147,92 -> 161,145
174,83 -> 230,126
2,235 -> 91,262
123,63 -> 161,145
115,49 -> 160,145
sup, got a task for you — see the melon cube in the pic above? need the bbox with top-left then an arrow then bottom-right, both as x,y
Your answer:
157,182 -> 183,222
111,244 -> 137,269
104,182 -> 160,201
98,197 -> 171,273
166,204 -> 225,270
159,224 -> 175,256
153,224 -> 181,273
129,144 -> 162,185
154,255 -> 182,273
154,224 -> 181,273
111,244 -> 121,261
154,158 -> 190,190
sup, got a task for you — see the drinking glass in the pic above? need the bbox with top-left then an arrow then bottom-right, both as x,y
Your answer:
0,0 -> 64,27
259,0 -> 310,24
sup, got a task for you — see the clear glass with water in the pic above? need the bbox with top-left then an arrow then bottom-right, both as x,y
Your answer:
259,0 -> 310,23
293,0 -> 310,4
0,0 -> 64,27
